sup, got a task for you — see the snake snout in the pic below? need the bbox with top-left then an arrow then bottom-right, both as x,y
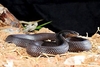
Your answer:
61,30 -> 79,38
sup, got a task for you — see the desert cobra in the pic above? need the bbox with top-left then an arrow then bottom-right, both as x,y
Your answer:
5,30 -> 92,56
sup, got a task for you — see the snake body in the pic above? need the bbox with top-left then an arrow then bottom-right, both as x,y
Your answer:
5,30 -> 92,56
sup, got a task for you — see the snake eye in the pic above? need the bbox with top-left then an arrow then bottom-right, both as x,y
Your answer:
72,31 -> 79,35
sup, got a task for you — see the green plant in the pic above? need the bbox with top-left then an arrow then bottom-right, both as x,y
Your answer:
35,21 -> 51,30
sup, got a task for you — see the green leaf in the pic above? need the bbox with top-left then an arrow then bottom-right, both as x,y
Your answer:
35,21 -> 51,30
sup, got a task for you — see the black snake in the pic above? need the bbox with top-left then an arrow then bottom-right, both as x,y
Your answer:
5,30 -> 92,56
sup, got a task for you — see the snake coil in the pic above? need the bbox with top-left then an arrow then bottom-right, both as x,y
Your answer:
5,30 -> 92,56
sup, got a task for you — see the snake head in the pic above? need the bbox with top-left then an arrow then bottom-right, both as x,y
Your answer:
59,30 -> 79,38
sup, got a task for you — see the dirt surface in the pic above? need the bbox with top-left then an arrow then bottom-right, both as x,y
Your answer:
0,26 -> 100,67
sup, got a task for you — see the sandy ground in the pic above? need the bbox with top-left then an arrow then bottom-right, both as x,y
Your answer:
0,27 -> 100,67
